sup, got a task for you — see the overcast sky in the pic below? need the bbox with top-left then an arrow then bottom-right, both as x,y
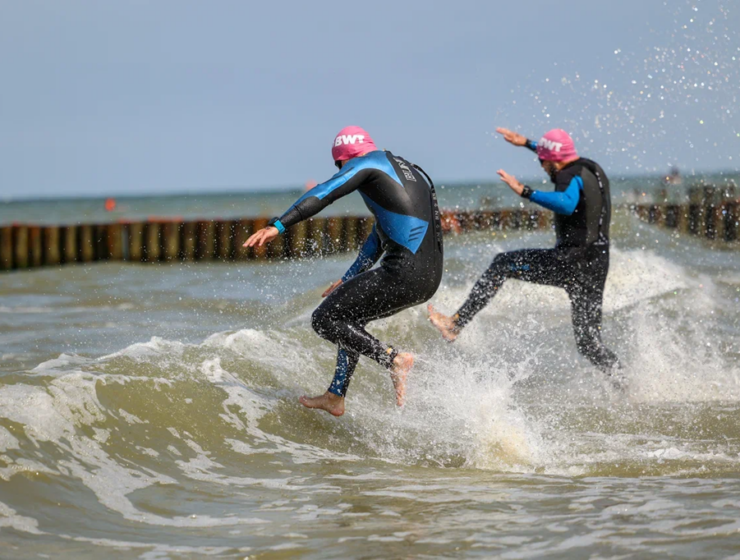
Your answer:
1,0 -> 738,199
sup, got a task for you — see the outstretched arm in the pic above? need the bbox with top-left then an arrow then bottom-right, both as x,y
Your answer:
245,162 -> 370,248
277,163 -> 370,230
529,177 -> 582,215
497,169 -> 582,216
496,127 -> 537,153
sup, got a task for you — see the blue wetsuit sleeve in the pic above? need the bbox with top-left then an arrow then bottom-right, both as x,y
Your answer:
525,139 -> 538,153
529,176 -> 582,215
341,225 -> 382,282
277,164 -> 369,229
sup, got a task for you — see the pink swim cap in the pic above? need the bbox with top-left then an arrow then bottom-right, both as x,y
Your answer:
536,129 -> 579,162
331,126 -> 377,162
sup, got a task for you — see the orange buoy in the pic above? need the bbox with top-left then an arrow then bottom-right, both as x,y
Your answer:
104,198 -> 117,212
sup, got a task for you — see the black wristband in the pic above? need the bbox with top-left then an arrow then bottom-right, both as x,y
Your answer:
521,185 -> 534,199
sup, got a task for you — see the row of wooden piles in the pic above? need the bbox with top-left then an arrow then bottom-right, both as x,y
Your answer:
632,200 -> 739,242
0,209 -> 552,271
5,199 -> 736,272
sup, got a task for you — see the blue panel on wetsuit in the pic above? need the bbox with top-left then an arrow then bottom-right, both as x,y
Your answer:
509,263 -> 531,272
329,348 -> 351,396
530,176 -> 583,215
292,151 -> 404,207
353,151 -> 404,188
361,194 -> 429,254
342,225 -> 382,282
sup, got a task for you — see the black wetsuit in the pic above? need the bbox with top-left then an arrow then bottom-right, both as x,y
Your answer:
272,150 -> 444,396
453,148 -> 619,372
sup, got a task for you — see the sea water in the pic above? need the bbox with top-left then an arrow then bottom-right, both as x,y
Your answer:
1,183 -> 739,558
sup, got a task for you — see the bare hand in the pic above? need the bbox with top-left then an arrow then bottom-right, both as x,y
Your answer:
496,127 -> 527,147
322,279 -> 343,298
244,226 -> 279,248
497,169 -> 524,196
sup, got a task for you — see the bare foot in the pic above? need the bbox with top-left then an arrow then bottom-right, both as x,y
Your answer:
390,353 -> 414,407
299,392 -> 345,417
427,304 -> 459,342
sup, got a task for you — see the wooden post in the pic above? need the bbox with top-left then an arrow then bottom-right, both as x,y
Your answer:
676,205 -> 690,234
144,222 -> 161,262
716,204 -> 726,241
724,202 -> 738,242
61,226 -> 78,264
664,205 -> 679,229
216,220 -> 233,261
162,221 -> 180,261
287,220 -> 307,258
648,204 -> 659,225
705,204 -> 717,240
251,218 -> 269,259
180,221 -> 196,261
93,224 -> 109,261
233,219 -> 253,260
42,227 -> 61,266
537,210 -> 551,230
498,210 -> 512,230
196,221 -> 216,260
326,217 -> 344,254
127,223 -> 144,262
688,204 -> 701,235
634,204 -> 647,222
488,210 -> 500,230
524,210 -> 537,231
458,211 -> 477,233
688,187 -> 703,236
308,217 -> 326,256
0,226 -> 13,270
12,226 -> 29,269
360,217 -> 374,242
107,224 -> 123,261
474,211 -> 492,231
269,231 -> 285,259
343,216 -> 359,251
28,226 -> 42,267
78,225 -> 94,263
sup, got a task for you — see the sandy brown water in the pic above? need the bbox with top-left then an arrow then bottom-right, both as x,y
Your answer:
1,185 -> 739,558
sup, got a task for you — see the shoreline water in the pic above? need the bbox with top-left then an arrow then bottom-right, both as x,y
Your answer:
0,190 -> 739,557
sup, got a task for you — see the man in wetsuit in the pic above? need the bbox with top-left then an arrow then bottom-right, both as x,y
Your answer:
246,126 -> 444,416
428,128 -> 621,378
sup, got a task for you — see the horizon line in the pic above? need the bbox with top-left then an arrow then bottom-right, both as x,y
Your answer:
2,168 -> 739,204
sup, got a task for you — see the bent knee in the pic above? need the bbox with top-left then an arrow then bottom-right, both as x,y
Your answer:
312,306 -> 344,340
489,252 -> 520,275
492,253 -> 509,266
311,307 -> 331,336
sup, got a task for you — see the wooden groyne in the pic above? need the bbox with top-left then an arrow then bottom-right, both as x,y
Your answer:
631,199 -> 739,243
0,209 -> 552,272
2,201 -> 737,272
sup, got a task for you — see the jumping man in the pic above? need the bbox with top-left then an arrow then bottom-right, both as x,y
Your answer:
428,128 -> 620,378
246,126 -> 444,416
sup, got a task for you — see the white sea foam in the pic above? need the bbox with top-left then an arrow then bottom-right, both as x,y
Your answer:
0,243 -> 738,546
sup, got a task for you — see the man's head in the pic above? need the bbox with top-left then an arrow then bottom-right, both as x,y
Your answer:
536,129 -> 579,181
332,126 -> 377,169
